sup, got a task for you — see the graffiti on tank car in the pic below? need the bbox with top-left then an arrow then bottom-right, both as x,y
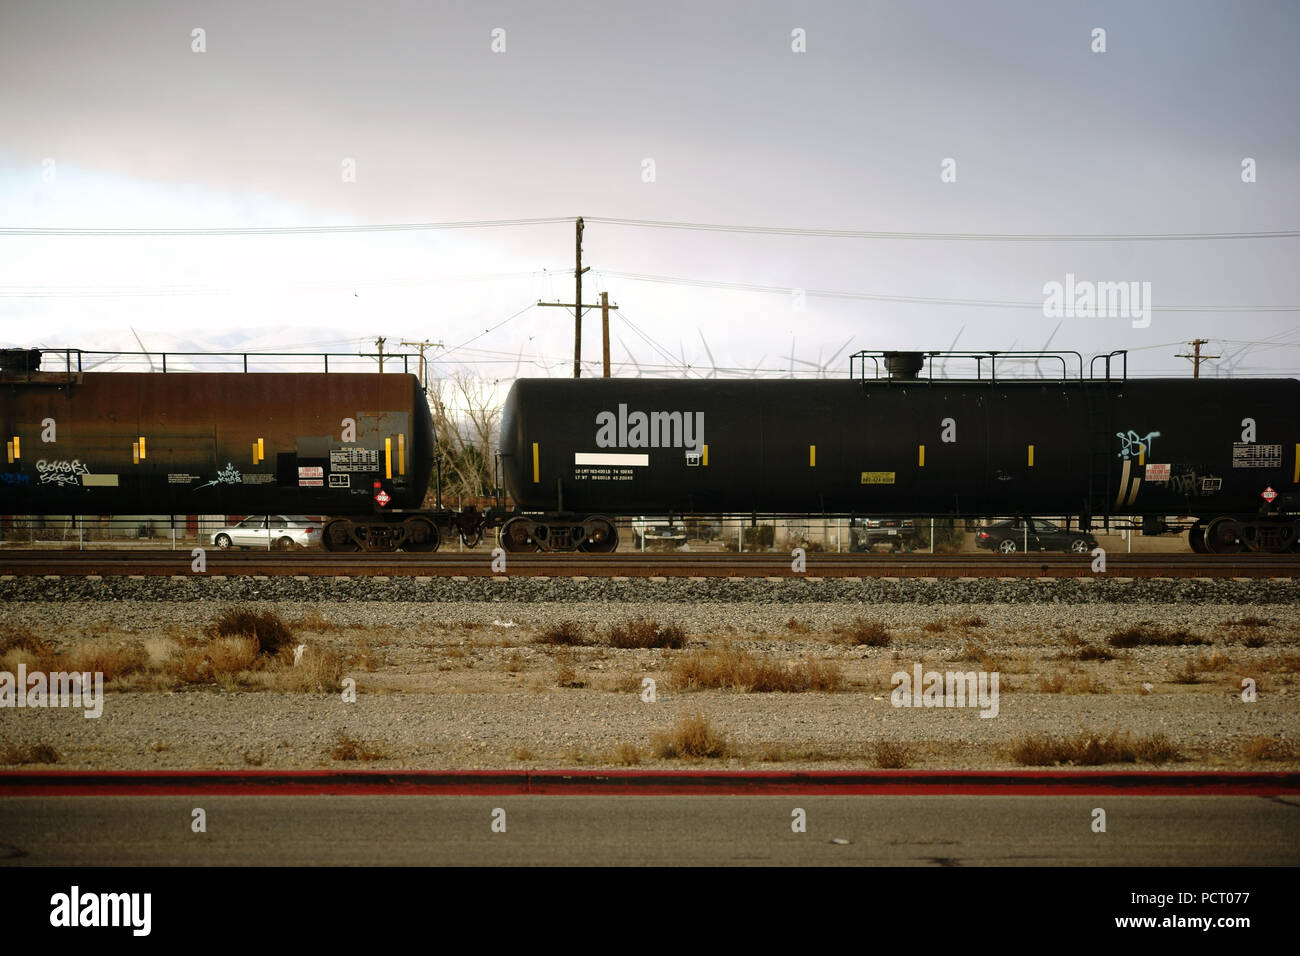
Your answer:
1116,429 -> 1160,461
36,459 -> 90,486
199,462 -> 242,488
1168,465 -> 1222,497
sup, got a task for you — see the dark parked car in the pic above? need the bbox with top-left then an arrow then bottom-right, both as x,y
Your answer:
850,518 -> 917,552
975,518 -> 1096,554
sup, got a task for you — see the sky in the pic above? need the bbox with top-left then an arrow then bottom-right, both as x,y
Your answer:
1,0 -> 1297,383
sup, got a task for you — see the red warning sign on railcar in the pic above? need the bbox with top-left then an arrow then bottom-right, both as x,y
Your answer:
1262,486 -> 1277,502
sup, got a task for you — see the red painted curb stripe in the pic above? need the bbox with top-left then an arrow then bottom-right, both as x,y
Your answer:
0,770 -> 1296,796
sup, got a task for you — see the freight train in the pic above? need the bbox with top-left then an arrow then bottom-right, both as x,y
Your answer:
3,348 -> 1298,555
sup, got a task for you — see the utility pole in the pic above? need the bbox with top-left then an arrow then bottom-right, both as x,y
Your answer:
373,336 -> 387,373
538,217 -> 617,378
400,339 -> 444,389
1177,338 -> 1220,379
600,291 -> 611,377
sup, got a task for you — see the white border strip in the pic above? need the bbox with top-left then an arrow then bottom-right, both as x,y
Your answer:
575,452 -> 649,467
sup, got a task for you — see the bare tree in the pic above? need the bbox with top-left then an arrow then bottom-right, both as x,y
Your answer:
424,372 -> 503,506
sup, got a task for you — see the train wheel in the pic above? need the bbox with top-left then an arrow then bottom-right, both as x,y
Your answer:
214,534 -> 232,549
1204,516 -> 1244,554
580,516 -> 618,553
1188,524 -> 1208,554
401,517 -> 440,553
501,516 -> 538,553
322,518 -> 360,553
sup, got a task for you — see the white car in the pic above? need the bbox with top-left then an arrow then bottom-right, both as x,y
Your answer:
211,515 -> 322,550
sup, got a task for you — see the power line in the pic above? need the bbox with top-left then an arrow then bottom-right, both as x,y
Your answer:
0,217 -> 571,237
599,270 -> 1300,312
5,215 -> 1296,241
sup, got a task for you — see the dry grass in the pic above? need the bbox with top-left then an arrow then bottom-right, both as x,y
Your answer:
670,645 -> 845,692
1069,644 -> 1115,662
554,657 -> 585,688
873,740 -> 914,769
1241,737 -> 1297,762
608,742 -> 643,765
1036,671 -> 1109,694
291,611 -> 345,632
282,645 -> 344,692
512,746 -> 536,761
535,620 -> 591,646
921,620 -> 948,634
0,740 -> 61,765
501,651 -> 528,673
784,618 -> 810,634
651,712 -> 729,759
606,618 -> 686,649
837,618 -> 892,647
1221,615 -> 1274,629
1010,731 -> 1181,766
1107,625 -> 1209,648
241,748 -> 267,767
325,731 -> 388,761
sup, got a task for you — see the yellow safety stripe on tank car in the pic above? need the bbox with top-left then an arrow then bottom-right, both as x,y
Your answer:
703,444 -> 709,467
532,442 -> 539,482
1294,444 -> 1299,483
1138,447 -> 1145,466
132,442 -> 139,465
138,436 -> 146,460
809,445 -> 816,467
918,444 -> 925,467
258,437 -> 264,463
6,437 -> 17,462
385,437 -> 393,479
398,434 -> 405,477
1027,444 -> 1034,467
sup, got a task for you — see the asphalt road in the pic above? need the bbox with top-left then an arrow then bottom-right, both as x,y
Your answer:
2,795 -> 1297,865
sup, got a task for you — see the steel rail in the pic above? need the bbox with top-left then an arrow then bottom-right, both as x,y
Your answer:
1,551 -> 1297,578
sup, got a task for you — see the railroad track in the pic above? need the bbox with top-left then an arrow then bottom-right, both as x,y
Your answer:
1,550 -> 1297,578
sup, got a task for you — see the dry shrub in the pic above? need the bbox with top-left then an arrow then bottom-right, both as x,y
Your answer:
1240,631 -> 1268,648
1107,625 -> 1208,648
1170,661 -> 1203,685
347,636 -> 377,673
554,656 -> 585,688
670,645 -> 844,693
292,611 -> 344,632
536,620 -> 591,646
1071,644 -> 1115,662
0,740 -> 60,765
1037,672 -> 1067,693
785,618 -> 810,634
607,618 -> 686,649
873,740 -> 914,769
326,731 -> 387,761
57,640 -> 149,681
1037,671 -> 1108,694
211,609 -> 296,657
512,746 -> 536,761
1222,615 -> 1273,629
1010,731 -> 1180,766
953,614 -> 986,629
605,672 -> 646,693
921,620 -> 948,634
276,645 -> 343,692
501,651 -> 527,673
651,712 -> 728,759
242,749 -> 267,767
608,742 -> 643,766
1241,737 -> 1297,761
0,625 -> 51,658
206,637 -> 260,675
838,618 -> 891,647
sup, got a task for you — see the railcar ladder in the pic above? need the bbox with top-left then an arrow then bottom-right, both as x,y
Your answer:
1082,382 -> 1115,531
